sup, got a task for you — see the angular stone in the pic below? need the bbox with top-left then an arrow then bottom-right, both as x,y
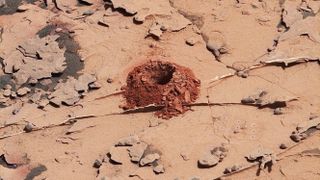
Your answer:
116,135 -> 140,146
128,142 -> 148,162
17,87 -> 31,96
140,153 -> 160,166
153,164 -> 165,174
198,153 -> 219,168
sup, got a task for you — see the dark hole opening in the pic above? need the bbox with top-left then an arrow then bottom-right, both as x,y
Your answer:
151,65 -> 175,85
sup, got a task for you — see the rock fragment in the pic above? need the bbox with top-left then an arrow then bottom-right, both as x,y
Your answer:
24,123 -> 34,133
148,22 -> 163,39
74,74 -> 96,92
37,99 -> 49,109
3,89 -> 11,97
128,142 -> 148,162
245,148 -> 276,170
78,0 -> 94,6
10,92 -> 17,98
198,152 -> 219,168
281,1 -> 303,28
274,108 -> 283,115
89,82 -> 102,89
134,9 -> 150,23
93,159 -> 102,168
83,10 -> 94,16
279,143 -> 287,149
236,70 -> 249,78
17,4 -> 30,12
110,0 -> 138,15
153,164 -> 165,174
48,74 -> 97,106
98,17 -> 109,27
224,164 -> 242,174
140,153 -> 160,166
186,37 -> 197,46
198,146 -> 228,168
116,135 -> 140,146
17,87 -> 31,96
204,32 -> 228,60
279,15 -> 320,43
241,96 -> 256,104
241,90 -> 296,107
3,35 -> 66,86
108,146 -> 123,164
290,117 -> 320,142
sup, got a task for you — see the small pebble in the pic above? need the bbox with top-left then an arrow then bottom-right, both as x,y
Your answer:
89,82 -> 102,89
24,123 -> 34,133
106,78 -> 113,83
17,87 -> 31,96
186,37 -> 197,46
55,28 -> 63,33
279,143 -> 287,149
251,2 -> 260,8
242,10 -> 251,15
241,96 -> 256,104
274,108 -> 283,115
17,5 -> 29,12
236,71 -> 249,78
83,10 -> 94,16
3,89 -> 11,97
28,78 -> 38,85
93,159 -> 102,168
10,92 -> 17,98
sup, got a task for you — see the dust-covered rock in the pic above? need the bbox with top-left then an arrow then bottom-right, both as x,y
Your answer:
198,152 -> 219,168
109,0 -> 191,36
17,87 -> 31,96
186,37 -> 197,46
115,135 -> 140,146
148,22 -> 163,39
245,147 -> 276,170
3,35 -> 66,86
128,142 -> 148,162
198,146 -> 228,168
78,0 -> 94,6
274,108 -> 283,115
224,164 -> 242,174
48,74 -> 97,106
290,117 -> 320,142
241,90 -> 296,107
279,15 -> 320,43
24,123 -> 34,133
281,1 -> 303,28
204,31 -> 228,59
140,153 -> 160,166
108,146 -> 124,164
3,89 -> 11,97
153,164 -> 165,174
17,4 -> 30,12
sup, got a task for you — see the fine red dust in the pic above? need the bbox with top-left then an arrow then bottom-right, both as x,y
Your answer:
123,60 -> 201,119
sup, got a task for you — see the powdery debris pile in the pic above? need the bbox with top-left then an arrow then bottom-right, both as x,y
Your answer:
123,60 -> 200,119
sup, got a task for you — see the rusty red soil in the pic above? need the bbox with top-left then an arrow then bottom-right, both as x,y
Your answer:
123,60 -> 201,119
